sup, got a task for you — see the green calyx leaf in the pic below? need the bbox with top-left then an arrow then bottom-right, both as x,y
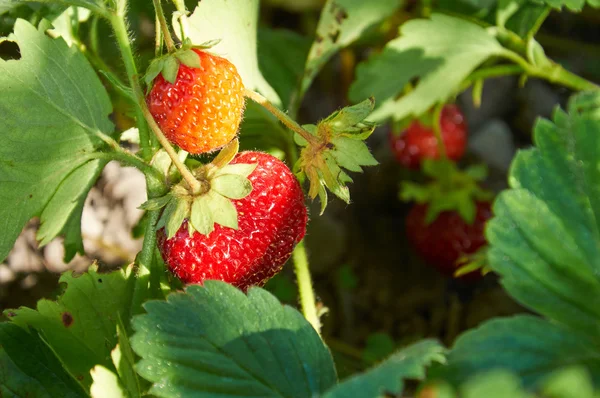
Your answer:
161,55 -> 180,84
400,159 -> 494,224
139,194 -> 173,211
297,98 -> 379,214
175,49 -> 201,68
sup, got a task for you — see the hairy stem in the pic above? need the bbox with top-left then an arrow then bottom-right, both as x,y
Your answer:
85,149 -> 165,187
293,240 -> 321,335
244,89 -> 320,146
109,14 -> 152,159
152,0 -> 177,52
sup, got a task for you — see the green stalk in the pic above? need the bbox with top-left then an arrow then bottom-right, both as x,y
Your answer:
432,102 -> 447,159
109,14 -> 152,160
293,240 -> 321,335
500,50 -> 599,92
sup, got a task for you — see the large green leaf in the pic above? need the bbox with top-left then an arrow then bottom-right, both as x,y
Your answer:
298,0 -> 399,102
434,316 -> 600,389
0,323 -> 87,397
178,0 -> 280,105
257,27 -> 311,109
536,0 -> 600,11
323,340 -> 446,398
131,281 -> 337,397
5,266 -> 131,389
487,91 -> 600,338
349,14 -> 506,122
0,18 -> 112,262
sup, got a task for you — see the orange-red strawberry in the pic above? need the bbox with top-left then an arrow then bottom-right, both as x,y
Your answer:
157,152 -> 307,290
147,49 -> 245,154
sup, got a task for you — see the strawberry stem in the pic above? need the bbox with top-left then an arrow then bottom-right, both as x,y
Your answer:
293,240 -> 322,335
432,102 -> 448,159
152,0 -> 177,53
244,89 -> 320,146
172,0 -> 190,41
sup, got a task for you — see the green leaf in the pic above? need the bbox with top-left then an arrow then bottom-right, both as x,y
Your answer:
5,266 -> 130,389
330,137 -> 378,172
112,318 -> 144,398
258,27 -> 311,108
90,366 -> 127,398
0,19 -> 113,262
131,282 -> 337,397
503,2 -> 549,38
350,14 -> 506,122
0,323 -> 87,397
535,0 -> 600,11
323,340 -> 446,398
190,195 -> 214,235
211,173 -> 253,199
436,315 -> 600,389
362,333 -> 396,365
300,0 -> 399,100
144,58 -> 165,86
487,92 -> 600,337
179,0 -> 280,105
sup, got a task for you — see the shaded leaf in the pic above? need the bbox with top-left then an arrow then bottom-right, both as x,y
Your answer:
131,282 -> 337,397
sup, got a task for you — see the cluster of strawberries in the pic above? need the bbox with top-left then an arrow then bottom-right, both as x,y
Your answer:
147,49 -> 307,290
389,105 -> 492,281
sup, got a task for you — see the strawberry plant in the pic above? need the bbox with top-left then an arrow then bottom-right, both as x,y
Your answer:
1,0 -> 600,397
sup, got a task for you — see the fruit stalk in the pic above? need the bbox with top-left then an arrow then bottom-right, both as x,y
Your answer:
293,240 -> 321,335
431,103 -> 448,159
137,89 -> 203,194
244,88 -> 320,146
152,0 -> 176,53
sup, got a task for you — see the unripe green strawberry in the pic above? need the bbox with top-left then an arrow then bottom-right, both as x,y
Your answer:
147,49 -> 245,154
157,152 -> 307,290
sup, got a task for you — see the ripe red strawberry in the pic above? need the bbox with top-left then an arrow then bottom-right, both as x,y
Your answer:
157,152 -> 307,290
389,104 -> 467,169
147,49 -> 245,154
405,201 -> 492,280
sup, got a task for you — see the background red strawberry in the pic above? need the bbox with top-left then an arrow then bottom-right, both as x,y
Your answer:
405,201 -> 492,280
147,49 -> 245,154
157,152 -> 307,290
389,104 -> 467,169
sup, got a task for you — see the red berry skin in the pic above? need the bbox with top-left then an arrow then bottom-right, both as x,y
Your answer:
405,201 -> 492,281
157,152 -> 307,291
147,49 -> 245,154
389,105 -> 467,169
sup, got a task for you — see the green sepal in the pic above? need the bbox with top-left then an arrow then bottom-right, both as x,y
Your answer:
212,163 -> 257,179
212,174 -> 253,199
157,196 -> 190,239
297,98 -> 379,213
208,138 -> 240,171
161,56 -> 180,84
400,159 -> 493,225
323,97 -> 376,138
206,191 -> 238,230
190,195 -> 214,236
144,58 -> 165,86
454,246 -> 491,277
175,49 -> 201,68
193,38 -> 222,50
139,194 -> 173,211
